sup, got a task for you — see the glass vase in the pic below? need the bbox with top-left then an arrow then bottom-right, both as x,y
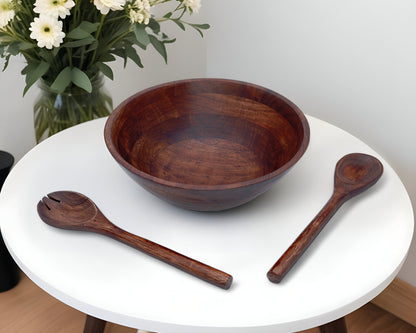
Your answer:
34,73 -> 113,142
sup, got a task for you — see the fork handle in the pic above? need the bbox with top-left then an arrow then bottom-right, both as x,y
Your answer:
92,216 -> 233,290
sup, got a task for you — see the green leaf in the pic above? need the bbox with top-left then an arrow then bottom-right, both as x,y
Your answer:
66,27 -> 92,40
134,24 -> 150,47
86,40 -> 98,52
110,48 -> 129,67
149,35 -> 167,63
23,61 -> 50,96
62,36 -> 95,48
2,54 -> 11,71
95,62 -> 114,80
50,66 -> 72,92
194,29 -> 203,38
71,67 -> 92,92
148,18 -> 161,34
122,34 -> 137,44
21,62 -> 37,75
162,37 -> 176,44
52,47 -> 60,57
163,12 -> 172,19
111,21 -> 131,39
191,23 -> 210,30
126,35 -> 147,50
38,49 -> 55,63
7,42 -> 21,56
190,23 -> 210,37
172,19 -> 185,31
110,49 -> 125,59
99,53 -> 116,62
125,46 -> 143,68
78,21 -> 100,33
18,42 -> 35,51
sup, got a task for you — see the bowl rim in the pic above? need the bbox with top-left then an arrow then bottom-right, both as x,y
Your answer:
104,78 -> 310,191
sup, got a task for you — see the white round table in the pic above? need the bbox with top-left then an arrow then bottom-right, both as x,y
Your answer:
0,116 -> 413,333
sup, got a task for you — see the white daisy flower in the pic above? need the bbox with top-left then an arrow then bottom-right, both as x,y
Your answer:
29,15 -> 66,49
0,0 -> 14,29
34,0 -> 75,19
93,0 -> 126,15
128,0 -> 151,24
183,0 -> 200,13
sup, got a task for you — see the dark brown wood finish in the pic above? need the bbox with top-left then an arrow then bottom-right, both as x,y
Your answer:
37,191 -> 233,289
267,153 -> 383,283
83,315 -> 106,333
104,78 -> 310,211
319,317 -> 348,333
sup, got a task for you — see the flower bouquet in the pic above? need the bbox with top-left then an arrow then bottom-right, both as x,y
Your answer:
0,0 -> 208,141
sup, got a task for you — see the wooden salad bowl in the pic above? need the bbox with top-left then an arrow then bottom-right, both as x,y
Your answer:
104,78 -> 310,211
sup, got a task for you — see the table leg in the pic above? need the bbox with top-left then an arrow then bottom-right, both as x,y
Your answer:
319,317 -> 347,333
83,315 -> 107,333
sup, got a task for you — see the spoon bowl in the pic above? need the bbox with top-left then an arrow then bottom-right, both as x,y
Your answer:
334,153 -> 384,200
40,191 -> 98,227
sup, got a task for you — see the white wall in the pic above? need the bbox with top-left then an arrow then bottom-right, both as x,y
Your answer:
0,59 -> 37,161
204,0 -> 416,285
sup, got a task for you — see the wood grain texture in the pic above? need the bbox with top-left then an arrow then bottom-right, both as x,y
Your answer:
267,153 -> 383,283
299,302 -> 416,333
346,302 -> 416,333
372,278 -> 416,327
104,78 -> 309,211
37,191 -> 232,289
0,273 -> 85,333
0,273 -> 136,333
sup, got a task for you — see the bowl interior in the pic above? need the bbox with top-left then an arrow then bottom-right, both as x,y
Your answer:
108,79 -> 307,187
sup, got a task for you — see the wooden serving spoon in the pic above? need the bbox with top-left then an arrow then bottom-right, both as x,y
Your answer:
37,191 -> 233,290
267,153 -> 383,283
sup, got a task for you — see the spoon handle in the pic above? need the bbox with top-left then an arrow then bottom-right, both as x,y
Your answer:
93,215 -> 233,290
267,193 -> 345,283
